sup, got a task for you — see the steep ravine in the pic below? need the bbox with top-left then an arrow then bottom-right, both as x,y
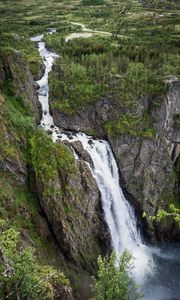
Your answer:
30,33 -> 110,299
31,30 -> 180,300
0,45 -> 76,299
50,66 -> 180,241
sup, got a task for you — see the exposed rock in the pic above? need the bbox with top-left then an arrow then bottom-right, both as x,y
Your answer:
50,98 -> 116,136
155,217 -> 180,242
47,129 -> 53,135
32,60 -> 45,81
50,79 -> 180,241
0,49 -> 41,123
35,143 -> 110,273
53,285 -> 74,300
71,141 -> 93,164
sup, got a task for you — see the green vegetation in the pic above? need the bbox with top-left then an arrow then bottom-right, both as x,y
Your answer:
0,32 -> 42,78
173,112 -> 180,127
5,94 -> 35,137
1,0 -> 179,126
0,6 -> 79,297
50,59 -> 100,114
49,36 -> 166,117
141,0 -> 180,9
44,0 -> 179,140
30,129 -> 76,184
81,0 -> 106,6
0,225 -> 69,300
92,250 -> 142,300
144,204 -> 180,227
0,0 -> 179,298
104,112 -> 156,138
155,205 -> 180,226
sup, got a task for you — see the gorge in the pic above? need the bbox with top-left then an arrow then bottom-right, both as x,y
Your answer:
0,0 -> 180,299
30,30 -> 180,300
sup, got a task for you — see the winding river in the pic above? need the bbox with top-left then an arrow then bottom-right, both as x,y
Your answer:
30,30 -> 180,300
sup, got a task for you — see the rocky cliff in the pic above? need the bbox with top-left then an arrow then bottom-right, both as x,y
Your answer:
0,48 -> 41,123
31,135 -> 109,271
0,27 -> 179,300
50,66 -> 180,242
0,43 -> 110,299
0,49 -> 74,299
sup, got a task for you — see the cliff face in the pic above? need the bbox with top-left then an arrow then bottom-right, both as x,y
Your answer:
111,81 -> 180,241
34,143 -> 109,272
1,29 -> 179,299
29,125 -> 110,298
50,74 -> 180,241
0,49 -> 41,123
0,45 -> 110,299
0,50 -> 75,299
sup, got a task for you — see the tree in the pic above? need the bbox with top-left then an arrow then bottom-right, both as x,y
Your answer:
92,250 -> 142,300
81,0 -> 106,6
144,204 -> 180,227
0,223 -> 70,300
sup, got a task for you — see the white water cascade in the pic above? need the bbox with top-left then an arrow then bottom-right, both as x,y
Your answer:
62,133 -> 152,282
31,31 -> 180,300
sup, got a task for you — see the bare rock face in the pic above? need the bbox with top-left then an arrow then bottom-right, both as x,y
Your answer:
35,143 -> 109,273
111,81 -> 180,240
71,141 -> 93,164
50,80 -> 180,241
51,98 -> 116,136
53,285 -> 74,300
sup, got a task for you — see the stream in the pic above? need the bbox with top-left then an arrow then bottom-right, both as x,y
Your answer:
30,30 -> 180,300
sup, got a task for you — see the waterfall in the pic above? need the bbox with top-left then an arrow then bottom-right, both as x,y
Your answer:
30,31 -> 151,282
31,30 -> 151,276
31,32 -> 180,299
61,133 -> 153,281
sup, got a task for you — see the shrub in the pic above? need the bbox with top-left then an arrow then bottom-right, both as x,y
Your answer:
0,226 -> 69,300
92,250 -> 142,300
30,129 -> 76,183
81,0 -> 106,6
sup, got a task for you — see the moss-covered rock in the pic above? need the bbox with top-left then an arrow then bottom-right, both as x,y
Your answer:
30,130 -> 109,272
50,73 -> 180,242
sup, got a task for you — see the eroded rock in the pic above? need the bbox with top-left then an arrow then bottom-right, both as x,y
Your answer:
35,142 -> 109,272
50,78 -> 180,241
71,141 -> 93,164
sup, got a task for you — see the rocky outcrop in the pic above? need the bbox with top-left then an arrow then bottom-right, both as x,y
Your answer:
35,144 -> 109,272
0,49 -> 41,123
50,79 -> 180,241
0,49 -> 76,300
53,285 -> 74,300
71,141 -> 93,164
51,98 -> 116,136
